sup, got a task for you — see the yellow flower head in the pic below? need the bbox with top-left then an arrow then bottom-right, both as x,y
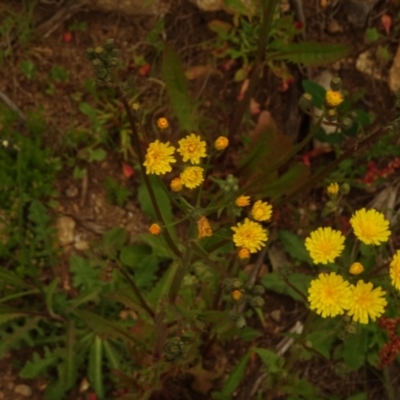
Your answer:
143,140 -> 176,175
197,216 -> 212,238
231,218 -> 268,254
170,177 -> 183,192
235,196 -> 250,207
390,250 -> 400,290
349,262 -> 364,275
251,200 -> 272,222
238,248 -> 250,260
350,208 -> 390,245
327,182 -> 339,196
347,280 -> 387,324
177,134 -> 207,164
214,136 -> 229,151
325,90 -> 343,107
305,227 -> 345,265
149,223 -> 161,235
308,272 -> 351,318
157,117 -> 169,129
231,290 -> 243,301
180,166 -> 204,189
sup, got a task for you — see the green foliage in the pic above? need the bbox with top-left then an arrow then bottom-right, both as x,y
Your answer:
104,176 -> 132,207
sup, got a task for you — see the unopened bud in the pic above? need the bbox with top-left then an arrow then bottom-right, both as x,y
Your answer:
249,296 -> 265,308
330,77 -> 342,91
299,93 -> 313,111
340,183 -> 350,195
325,200 -> 337,212
341,116 -> 353,130
325,108 -> 338,122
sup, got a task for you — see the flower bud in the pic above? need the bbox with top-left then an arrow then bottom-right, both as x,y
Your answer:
249,296 -> 265,308
252,285 -> 265,296
299,93 -> 313,111
349,262 -> 364,275
340,183 -> 350,195
164,337 -> 186,362
325,108 -> 338,122
330,77 -> 342,91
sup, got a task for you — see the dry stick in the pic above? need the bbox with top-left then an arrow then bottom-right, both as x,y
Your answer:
0,90 -> 25,121
276,127 -> 386,208
227,0 -> 279,143
119,93 -> 182,259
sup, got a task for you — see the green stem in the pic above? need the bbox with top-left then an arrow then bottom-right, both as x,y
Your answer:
228,0 -> 279,142
118,92 -> 182,258
114,262 -> 155,319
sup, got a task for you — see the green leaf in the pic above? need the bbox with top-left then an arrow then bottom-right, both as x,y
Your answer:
220,352 -> 250,396
45,278 -> 60,318
161,44 -> 198,132
70,254 -> 102,291
134,233 -> 172,259
302,80 -> 326,108
347,393 -> 367,400
88,335 -> 104,399
261,272 -> 311,303
87,147 -> 107,162
278,230 -> 312,265
365,28 -> 382,43
103,227 -> 127,257
20,348 -> 58,378
254,348 -> 283,373
103,340 -> 122,370
269,42 -> 351,67
305,330 -> 335,359
342,329 -> 368,370
120,244 -> 152,267
0,268 -> 32,289
19,60 -> 36,80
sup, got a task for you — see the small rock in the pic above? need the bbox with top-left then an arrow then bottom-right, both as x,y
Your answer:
270,310 -> 281,322
389,44 -> 400,92
74,240 -> 90,251
188,0 -> 224,11
56,216 -> 76,246
344,0 -> 379,27
65,185 -> 78,198
356,50 -> 384,80
14,384 -> 32,397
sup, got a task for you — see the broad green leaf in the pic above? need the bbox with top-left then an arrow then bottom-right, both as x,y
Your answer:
220,352 -> 250,396
120,244 -> 152,268
254,348 -> 283,373
70,254 -> 102,291
88,335 -> 104,399
342,329 -> 368,370
268,42 -> 351,67
278,230 -> 312,265
87,147 -> 107,162
134,233 -> 173,259
305,330 -> 335,360
0,268 -> 32,289
302,80 -> 326,108
161,44 -> 198,132
261,272 -> 311,303
285,378 -> 320,399
103,340 -> 122,370
103,227 -> 127,256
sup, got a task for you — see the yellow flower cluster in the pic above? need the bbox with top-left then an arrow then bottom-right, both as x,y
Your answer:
325,90 -> 343,107
308,272 -> 387,324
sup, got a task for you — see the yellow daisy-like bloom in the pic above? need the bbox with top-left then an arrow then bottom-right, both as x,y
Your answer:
177,134 -> 207,164
347,280 -> 387,324
143,140 -> 176,175
197,216 -> 212,238
349,262 -> 364,275
180,166 -> 204,189
157,117 -> 169,129
251,200 -> 272,222
305,227 -> 345,265
231,218 -> 268,254
325,90 -> 343,107
238,248 -> 250,260
231,290 -> 243,301
327,182 -> 339,196
214,136 -> 229,151
350,208 -> 390,245
149,223 -> 161,235
389,250 -> 400,290
235,196 -> 250,207
308,272 -> 351,318
170,177 -> 183,192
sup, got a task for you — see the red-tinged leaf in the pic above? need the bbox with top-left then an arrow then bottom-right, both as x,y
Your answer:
139,63 -> 150,76
122,163 -> 134,178
381,14 -> 392,36
63,32 -> 72,43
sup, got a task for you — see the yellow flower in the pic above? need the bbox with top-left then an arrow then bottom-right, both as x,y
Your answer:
327,182 -> 339,196
308,272 -> 351,318
157,117 -> 169,129
214,136 -> 229,150
231,218 -> 268,254
325,90 -> 343,107
251,200 -> 272,222
349,262 -> 364,275
143,140 -> 176,175
347,280 -> 387,324
238,248 -> 250,260
350,208 -> 390,245
231,290 -> 243,301
149,223 -> 161,235
177,134 -> 207,164
235,196 -> 250,207
305,227 -> 345,265
180,166 -> 204,189
170,177 -> 183,192
390,250 -> 400,290
197,216 -> 212,238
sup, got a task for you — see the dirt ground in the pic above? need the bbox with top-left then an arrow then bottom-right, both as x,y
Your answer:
1,0 -> 400,399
